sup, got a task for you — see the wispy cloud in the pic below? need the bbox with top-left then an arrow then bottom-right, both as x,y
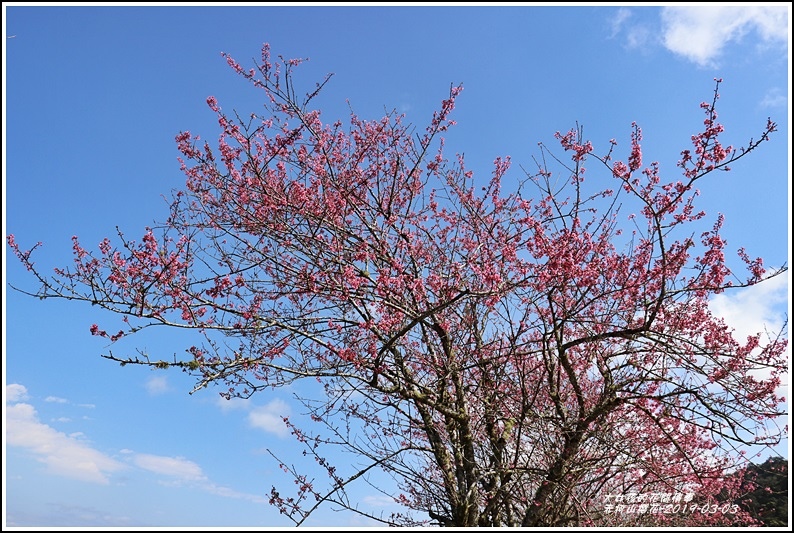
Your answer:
44,395 -> 68,404
144,375 -> 170,396
122,450 -> 267,503
609,7 -> 653,50
6,385 -> 275,521
625,25 -> 653,50
202,482 -> 269,504
661,6 -> 789,67
609,7 -> 632,39
248,399 -> 291,438
6,503 -> 137,528
132,453 -> 206,482
361,495 -> 399,507
5,386 -> 126,484
759,87 -> 787,109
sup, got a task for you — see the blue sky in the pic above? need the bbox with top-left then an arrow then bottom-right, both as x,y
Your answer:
2,3 -> 791,528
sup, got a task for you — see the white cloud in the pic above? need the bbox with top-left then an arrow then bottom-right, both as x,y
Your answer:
144,375 -> 170,395
215,395 -> 251,412
709,274 -> 788,343
44,396 -> 68,404
609,7 -> 632,39
132,453 -> 206,482
661,6 -> 789,67
609,7 -> 654,50
5,387 -> 269,507
248,399 -> 291,438
53,417 -> 72,423
5,401 -> 125,484
625,25 -> 653,50
759,87 -> 787,109
6,383 -> 29,403
361,495 -> 399,507
202,482 -> 269,504
128,452 -> 268,503
709,274 -> 789,387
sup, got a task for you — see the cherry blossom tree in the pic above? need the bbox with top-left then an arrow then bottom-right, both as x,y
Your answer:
8,44 -> 787,526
